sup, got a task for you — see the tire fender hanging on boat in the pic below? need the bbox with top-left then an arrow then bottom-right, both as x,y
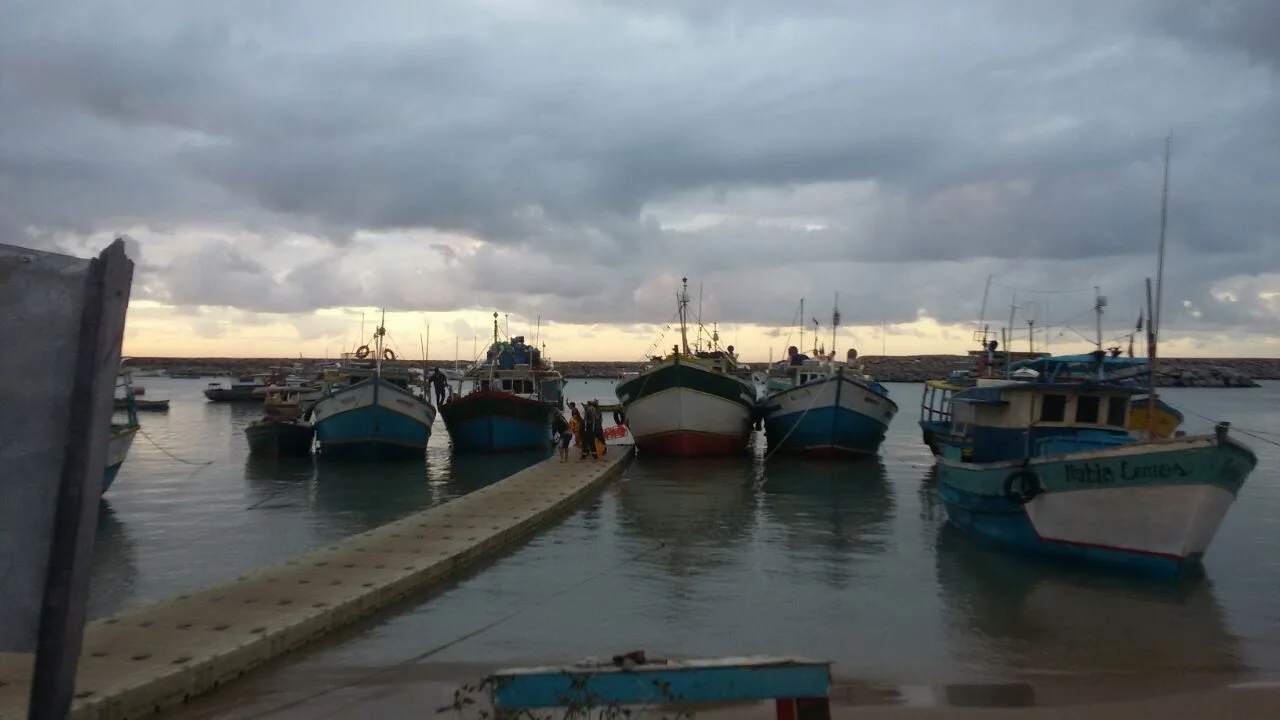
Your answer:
355,344 -> 371,359
383,348 -> 396,361
1003,467 -> 1042,505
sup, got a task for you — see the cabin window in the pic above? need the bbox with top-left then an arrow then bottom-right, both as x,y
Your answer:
1040,394 -> 1067,422
1106,396 -> 1128,427
1075,395 -> 1101,424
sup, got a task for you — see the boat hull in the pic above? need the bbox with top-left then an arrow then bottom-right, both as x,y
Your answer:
937,434 -> 1256,577
313,379 -> 436,461
103,424 -> 138,494
762,373 -> 897,458
440,390 -> 554,453
246,421 -> 315,457
616,361 -> 756,457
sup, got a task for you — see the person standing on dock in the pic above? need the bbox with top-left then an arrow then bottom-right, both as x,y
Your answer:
581,401 -> 600,460
552,411 -> 571,462
568,402 -> 584,454
589,400 -> 608,457
428,368 -> 448,406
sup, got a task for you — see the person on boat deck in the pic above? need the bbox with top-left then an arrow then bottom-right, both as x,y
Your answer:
428,368 -> 448,406
726,344 -> 737,360
787,345 -> 809,365
551,411 -> 571,462
568,402 -> 584,452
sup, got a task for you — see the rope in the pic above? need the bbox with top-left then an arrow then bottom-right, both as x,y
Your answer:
1162,401 -> 1280,449
239,539 -> 667,719
137,428 -> 214,466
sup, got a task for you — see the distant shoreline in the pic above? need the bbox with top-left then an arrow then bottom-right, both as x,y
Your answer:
124,355 -> 1271,387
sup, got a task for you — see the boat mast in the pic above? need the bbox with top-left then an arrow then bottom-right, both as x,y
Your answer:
1155,135 -> 1171,337
798,298 -> 804,357
1092,287 -> 1109,380
696,282 -> 704,352
375,308 -> 386,375
831,293 -> 840,360
678,278 -> 691,354
490,311 -> 499,383
1148,136 -> 1172,438
975,273 -> 993,350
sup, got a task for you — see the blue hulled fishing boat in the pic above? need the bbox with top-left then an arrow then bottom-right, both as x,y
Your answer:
440,313 -> 565,453
760,297 -> 897,458
933,377 -> 1255,577
312,315 -> 436,460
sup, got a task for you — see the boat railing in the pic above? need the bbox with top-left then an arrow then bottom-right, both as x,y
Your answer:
920,381 -> 955,425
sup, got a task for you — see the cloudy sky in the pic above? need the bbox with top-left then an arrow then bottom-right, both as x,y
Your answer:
3,0 -> 1279,361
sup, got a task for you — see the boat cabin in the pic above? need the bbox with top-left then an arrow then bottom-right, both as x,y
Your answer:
335,363 -> 417,394
936,382 -> 1139,463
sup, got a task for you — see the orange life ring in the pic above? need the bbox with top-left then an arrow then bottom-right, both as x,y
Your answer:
355,345 -> 371,359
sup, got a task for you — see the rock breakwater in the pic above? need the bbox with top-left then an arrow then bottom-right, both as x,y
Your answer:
126,355 -> 1273,387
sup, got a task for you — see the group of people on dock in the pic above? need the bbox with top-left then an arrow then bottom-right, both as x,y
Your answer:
552,400 -> 608,461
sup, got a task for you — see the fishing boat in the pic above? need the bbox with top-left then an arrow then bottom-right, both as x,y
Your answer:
245,386 -> 315,457
440,313 -> 565,453
105,373 -> 141,494
933,379 -> 1255,577
760,297 -> 898,458
203,375 -> 268,402
311,315 -> 437,460
615,278 -> 758,456
935,138 -> 1257,577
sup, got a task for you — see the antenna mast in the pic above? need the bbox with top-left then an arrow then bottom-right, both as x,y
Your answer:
678,278 -> 690,355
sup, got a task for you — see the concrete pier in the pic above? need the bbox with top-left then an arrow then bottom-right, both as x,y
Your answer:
0,450 -> 632,720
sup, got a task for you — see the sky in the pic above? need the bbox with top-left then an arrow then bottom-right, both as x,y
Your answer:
3,0 -> 1279,362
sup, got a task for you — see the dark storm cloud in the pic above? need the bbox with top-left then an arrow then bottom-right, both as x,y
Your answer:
2,0 -> 1279,341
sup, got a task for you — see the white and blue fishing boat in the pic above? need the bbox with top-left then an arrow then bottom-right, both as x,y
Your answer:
311,315 -> 437,461
440,313 -> 566,453
760,297 -> 897,458
105,372 -> 141,494
934,378 -> 1256,578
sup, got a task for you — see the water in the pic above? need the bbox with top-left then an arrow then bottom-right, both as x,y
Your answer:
95,377 -> 1280,688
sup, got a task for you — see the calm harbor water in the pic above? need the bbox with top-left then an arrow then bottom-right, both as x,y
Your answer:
96,378 -> 1280,690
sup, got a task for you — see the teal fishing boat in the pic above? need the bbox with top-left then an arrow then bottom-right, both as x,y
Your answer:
934,379 -> 1255,577
311,314 -> 437,460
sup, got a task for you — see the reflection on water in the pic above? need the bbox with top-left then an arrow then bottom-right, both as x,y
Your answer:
758,457 -> 894,589
935,523 -> 1244,679
617,457 -> 759,581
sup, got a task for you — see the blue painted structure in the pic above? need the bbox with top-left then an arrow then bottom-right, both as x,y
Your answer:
489,656 -> 831,719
